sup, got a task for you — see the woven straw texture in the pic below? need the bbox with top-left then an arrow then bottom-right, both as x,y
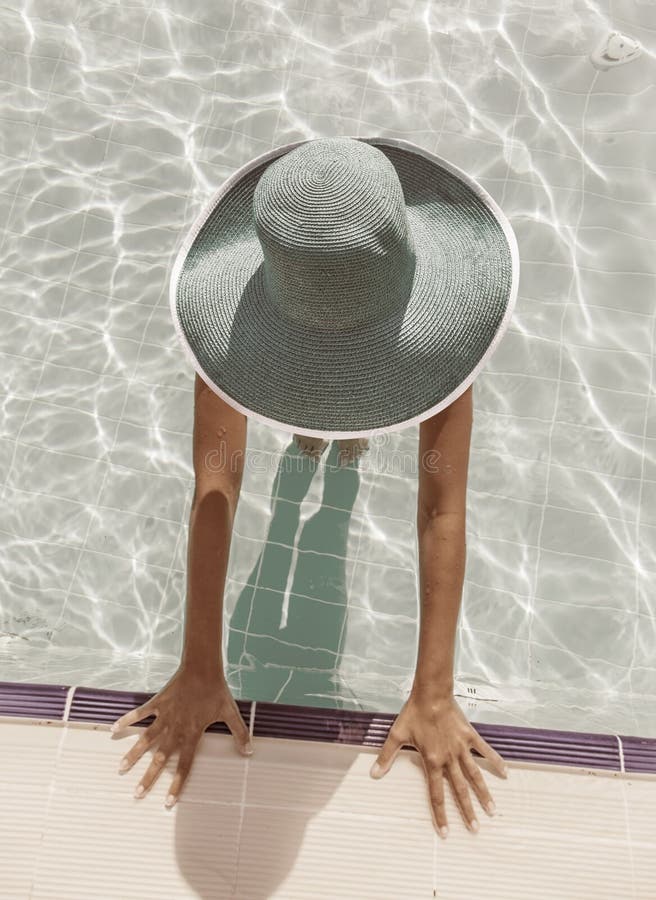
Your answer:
173,136 -> 515,434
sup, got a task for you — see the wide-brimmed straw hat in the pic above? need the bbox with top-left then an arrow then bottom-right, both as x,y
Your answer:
169,135 -> 520,439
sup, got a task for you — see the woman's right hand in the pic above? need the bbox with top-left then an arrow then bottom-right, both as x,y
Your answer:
110,665 -> 253,808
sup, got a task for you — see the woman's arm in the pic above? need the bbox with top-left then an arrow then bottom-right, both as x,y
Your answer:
370,384 -> 506,839
411,384 -> 472,699
180,374 -> 247,678
110,375 -> 252,807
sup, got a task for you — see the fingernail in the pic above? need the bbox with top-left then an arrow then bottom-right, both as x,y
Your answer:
370,762 -> 383,778
486,800 -> 496,815
134,785 -> 145,798
118,759 -> 129,774
439,826 -> 448,839
110,722 -> 119,733
470,819 -> 480,832
165,794 -> 176,808
503,766 -> 509,778
243,742 -> 254,756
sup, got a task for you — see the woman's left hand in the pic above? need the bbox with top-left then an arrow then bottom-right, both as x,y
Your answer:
369,692 -> 508,837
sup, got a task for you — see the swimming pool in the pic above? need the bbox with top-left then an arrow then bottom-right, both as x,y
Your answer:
1,0 -> 654,745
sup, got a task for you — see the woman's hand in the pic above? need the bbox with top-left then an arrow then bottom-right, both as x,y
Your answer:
110,666 -> 253,808
370,692 -> 507,837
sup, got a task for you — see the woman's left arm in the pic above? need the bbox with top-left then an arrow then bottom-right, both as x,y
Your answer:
370,385 -> 507,838
412,382 -> 473,700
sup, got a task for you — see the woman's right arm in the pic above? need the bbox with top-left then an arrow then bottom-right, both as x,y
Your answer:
110,375 -> 251,808
180,374 -> 247,677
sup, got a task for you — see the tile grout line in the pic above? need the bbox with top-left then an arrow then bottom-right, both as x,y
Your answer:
229,700 -> 255,898
616,735 -> 639,899
616,734 -> 626,774
27,684 -> 77,900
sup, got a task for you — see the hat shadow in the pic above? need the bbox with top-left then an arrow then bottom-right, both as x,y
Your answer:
224,438 -> 362,707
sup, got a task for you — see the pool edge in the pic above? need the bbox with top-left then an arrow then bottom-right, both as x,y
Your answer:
1,681 -> 654,774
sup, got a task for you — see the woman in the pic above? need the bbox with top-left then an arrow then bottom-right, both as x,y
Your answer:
111,136 -> 519,838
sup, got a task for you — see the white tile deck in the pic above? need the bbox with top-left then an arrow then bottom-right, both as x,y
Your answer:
2,719 -> 654,899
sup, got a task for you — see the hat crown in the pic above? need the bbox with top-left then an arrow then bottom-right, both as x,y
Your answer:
253,137 -> 416,331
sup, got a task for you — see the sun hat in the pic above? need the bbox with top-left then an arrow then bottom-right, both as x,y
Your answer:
169,135 -> 520,439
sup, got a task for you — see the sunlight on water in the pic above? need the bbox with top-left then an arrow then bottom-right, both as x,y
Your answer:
0,0 -> 654,736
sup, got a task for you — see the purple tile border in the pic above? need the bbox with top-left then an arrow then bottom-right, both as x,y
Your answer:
0,681 -> 70,720
1,681 -> 654,774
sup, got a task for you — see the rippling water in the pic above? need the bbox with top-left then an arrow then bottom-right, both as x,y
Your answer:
0,0 -> 654,736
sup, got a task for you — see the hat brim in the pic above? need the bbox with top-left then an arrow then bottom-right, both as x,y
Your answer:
170,136 -> 520,439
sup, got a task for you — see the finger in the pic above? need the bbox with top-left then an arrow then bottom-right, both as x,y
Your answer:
422,758 -> 449,838
446,761 -> 478,832
471,730 -> 508,779
460,752 -> 496,816
164,733 -> 204,809
370,724 -> 405,778
222,702 -> 253,756
118,719 -> 166,773
135,744 -> 175,799
110,699 -> 157,733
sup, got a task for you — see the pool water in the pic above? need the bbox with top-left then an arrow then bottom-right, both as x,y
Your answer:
1,0 -> 654,737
